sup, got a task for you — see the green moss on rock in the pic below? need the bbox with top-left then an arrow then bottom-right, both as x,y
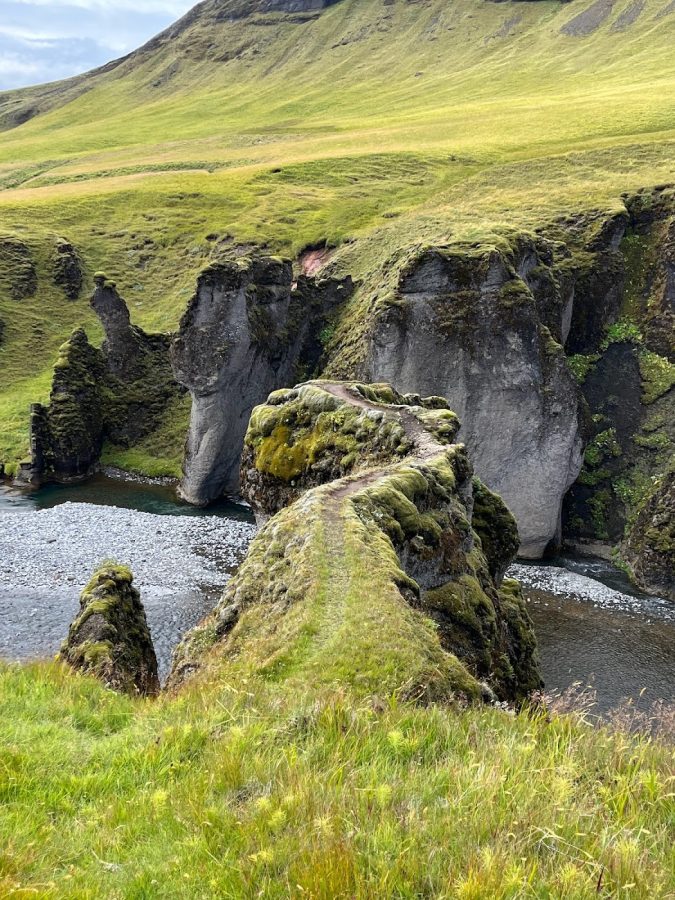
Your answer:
470,477 -> 520,584
174,382 -> 541,705
639,350 -> 675,405
59,562 -> 159,696
620,469 -> 675,600
566,353 -> 599,384
563,196 -> 675,564
51,237 -> 83,300
29,281 -> 183,484
242,381 -> 457,518
30,328 -> 106,481
0,233 -> 37,301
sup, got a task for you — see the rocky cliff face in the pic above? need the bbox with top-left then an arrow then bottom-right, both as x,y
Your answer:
92,276 -> 180,446
363,241 -> 584,558
59,562 -> 159,696
171,254 -> 352,504
318,189 -> 673,581
170,381 -> 541,703
29,328 -> 106,482
621,470 -> 675,600
561,188 -> 675,594
19,192 -> 673,601
28,281 -> 181,483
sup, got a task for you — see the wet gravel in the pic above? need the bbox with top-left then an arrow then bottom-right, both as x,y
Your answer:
0,501 -> 256,680
509,561 -> 674,622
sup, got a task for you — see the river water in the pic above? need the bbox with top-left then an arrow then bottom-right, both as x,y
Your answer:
1,477 -> 673,708
511,559 -> 674,713
0,477 -> 256,681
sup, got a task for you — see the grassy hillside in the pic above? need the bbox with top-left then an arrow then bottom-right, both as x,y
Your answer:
2,7 -> 675,890
2,657 -> 673,897
1,0 -> 674,470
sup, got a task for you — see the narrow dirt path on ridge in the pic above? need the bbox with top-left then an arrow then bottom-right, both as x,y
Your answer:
306,382 -> 448,642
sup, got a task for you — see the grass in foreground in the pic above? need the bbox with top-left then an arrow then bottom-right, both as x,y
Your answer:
1,659 -> 673,898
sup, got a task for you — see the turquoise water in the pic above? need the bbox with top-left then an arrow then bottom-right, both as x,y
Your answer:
0,475 -> 254,521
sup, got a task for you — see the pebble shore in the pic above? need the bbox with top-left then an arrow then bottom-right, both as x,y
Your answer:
509,562 -> 673,620
0,501 -> 256,679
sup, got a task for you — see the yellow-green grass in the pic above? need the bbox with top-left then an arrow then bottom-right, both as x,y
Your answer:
1,657 -> 673,898
1,0 -> 675,469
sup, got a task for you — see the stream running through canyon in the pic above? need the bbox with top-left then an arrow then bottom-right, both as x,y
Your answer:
1,477 -> 673,709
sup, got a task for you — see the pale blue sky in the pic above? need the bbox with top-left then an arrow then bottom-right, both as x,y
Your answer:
0,0 -> 195,90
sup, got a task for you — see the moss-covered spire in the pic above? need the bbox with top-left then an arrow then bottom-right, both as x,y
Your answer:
59,562 -> 159,696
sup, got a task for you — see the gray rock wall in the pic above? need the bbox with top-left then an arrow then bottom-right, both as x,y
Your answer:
364,243 -> 584,558
171,255 -> 352,504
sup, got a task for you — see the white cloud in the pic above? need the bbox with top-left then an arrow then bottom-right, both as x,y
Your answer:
0,0 -> 195,88
0,23 -> 132,52
0,56 -> 41,75
8,0 -> 193,13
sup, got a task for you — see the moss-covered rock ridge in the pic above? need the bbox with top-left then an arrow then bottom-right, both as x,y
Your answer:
170,380 -> 541,703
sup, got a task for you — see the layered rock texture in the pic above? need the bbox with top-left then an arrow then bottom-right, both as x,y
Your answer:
28,278 -> 180,483
170,381 -> 541,704
171,254 -> 352,504
362,241 -> 584,558
59,562 -> 159,696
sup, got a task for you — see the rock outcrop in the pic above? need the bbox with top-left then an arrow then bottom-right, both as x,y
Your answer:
30,328 -> 106,481
171,254 -> 353,504
621,470 -> 675,600
170,381 -> 541,704
0,234 -> 37,300
91,275 -> 180,446
561,188 -> 675,594
92,274 -> 145,378
241,381 -> 443,521
28,281 -> 181,483
59,562 -> 159,696
52,238 -> 83,300
363,242 -> 584,558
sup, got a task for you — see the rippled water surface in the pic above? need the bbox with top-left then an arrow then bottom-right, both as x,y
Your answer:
511,557 -> 675,713
1,478 -> 673,707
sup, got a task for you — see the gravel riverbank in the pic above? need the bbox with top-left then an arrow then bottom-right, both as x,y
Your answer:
509,562 -> 673,621
0,501 -> 256,679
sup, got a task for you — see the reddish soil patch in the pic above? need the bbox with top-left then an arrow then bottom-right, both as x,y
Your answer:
298,245 -> 334,277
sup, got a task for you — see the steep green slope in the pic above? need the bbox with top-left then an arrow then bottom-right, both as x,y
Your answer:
0,0 -> 674,470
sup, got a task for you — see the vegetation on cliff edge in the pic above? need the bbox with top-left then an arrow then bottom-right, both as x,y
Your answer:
1,0 -> 675,468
